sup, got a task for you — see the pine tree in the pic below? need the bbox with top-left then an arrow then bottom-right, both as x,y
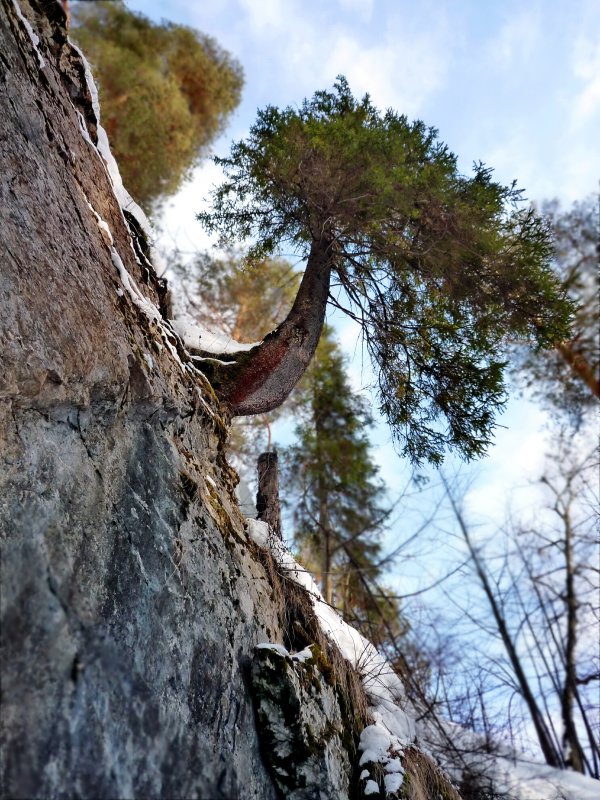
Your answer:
286,326 -> 401,643
198,78 -> 572,465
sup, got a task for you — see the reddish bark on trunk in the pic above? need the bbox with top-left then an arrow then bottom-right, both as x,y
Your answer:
215,236 -> 334,416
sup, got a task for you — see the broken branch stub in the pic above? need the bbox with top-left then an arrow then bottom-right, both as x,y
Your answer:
256,451 -> 282,539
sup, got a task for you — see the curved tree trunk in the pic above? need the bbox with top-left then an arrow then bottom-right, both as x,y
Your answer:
210,236 -> 334,416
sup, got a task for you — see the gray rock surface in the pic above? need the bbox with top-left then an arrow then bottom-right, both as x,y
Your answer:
0,1 -> 284,797
1,393 -> 283,799
252,645 -> 353,800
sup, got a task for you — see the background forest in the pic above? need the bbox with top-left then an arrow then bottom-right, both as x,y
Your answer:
70,1 -> 599,795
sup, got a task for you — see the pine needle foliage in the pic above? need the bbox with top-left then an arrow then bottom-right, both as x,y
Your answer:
199,77 -> 572,464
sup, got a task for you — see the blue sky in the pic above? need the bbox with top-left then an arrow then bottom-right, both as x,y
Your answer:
128,0 -> 599,206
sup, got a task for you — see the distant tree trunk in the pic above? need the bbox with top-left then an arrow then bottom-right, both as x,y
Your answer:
313,393 -> 333,605
559,500 -> 586,772
556,340 -> 600,400
256,452 -> 282,539
443,480 -> 564,770
319,486 -> 333,606
204,236 -> 334,417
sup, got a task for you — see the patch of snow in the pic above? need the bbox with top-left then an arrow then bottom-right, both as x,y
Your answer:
85,191 -> 163,324
358,723 -> 405,796
359,769 -> 370,780
110,249 -> 161,322
76,110 -> 94,146
84,198 -> 113,246
256,642 -> 290,658
191,354 -> 237,366
69,41 -> 101,120
384,759 -> 405,773
418,714 -> 600,800
143,353 -> 154,371
488,755 -> 600,800
383,773 -> 403,793
359,725 -> 397,766
292,646 -> 314,663
171,313 -> 260,355
189,383 -> 219,421
359,735 -> 401,765
11,0 -> 45,68
255,641 -> 319,665
364,779 -> 380,796
246,518 -> 270,548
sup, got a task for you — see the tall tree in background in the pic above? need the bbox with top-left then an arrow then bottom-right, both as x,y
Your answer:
441,440 -> 599,776
197,78 -> 572,465
71,0 -> 243,214
286,327 -> 400,637
514,196 -> 599,418
411,440 -> 599,779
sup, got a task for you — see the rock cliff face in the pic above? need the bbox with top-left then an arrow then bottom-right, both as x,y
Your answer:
0,1 -> 299,797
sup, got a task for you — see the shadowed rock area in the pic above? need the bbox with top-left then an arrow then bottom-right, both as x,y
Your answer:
252,644 -> 353,799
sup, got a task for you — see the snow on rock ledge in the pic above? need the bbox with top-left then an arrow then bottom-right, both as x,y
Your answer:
170,313 -> 260,356
247,519 -> 418,798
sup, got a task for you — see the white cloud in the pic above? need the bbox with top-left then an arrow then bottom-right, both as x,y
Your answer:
462,400 -> 550,526
487,8 -> 542,71
321,30 -> 447,115
154,159 -> 226,258
336,0 -> 374,24
190,1 -> 452,117
238,0 -> 287,34
571,34 -> 600,129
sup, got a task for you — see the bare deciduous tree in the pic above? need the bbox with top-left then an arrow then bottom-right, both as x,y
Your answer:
427,435 -> 599,777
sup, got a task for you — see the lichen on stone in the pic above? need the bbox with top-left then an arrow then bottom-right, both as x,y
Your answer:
251,642 -> 355,800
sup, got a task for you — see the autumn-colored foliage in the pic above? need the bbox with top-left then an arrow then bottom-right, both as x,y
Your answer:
72,1 -> 243,213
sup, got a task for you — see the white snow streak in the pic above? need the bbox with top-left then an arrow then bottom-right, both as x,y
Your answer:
171,314 -> 260,355
11,0 -> 45,68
